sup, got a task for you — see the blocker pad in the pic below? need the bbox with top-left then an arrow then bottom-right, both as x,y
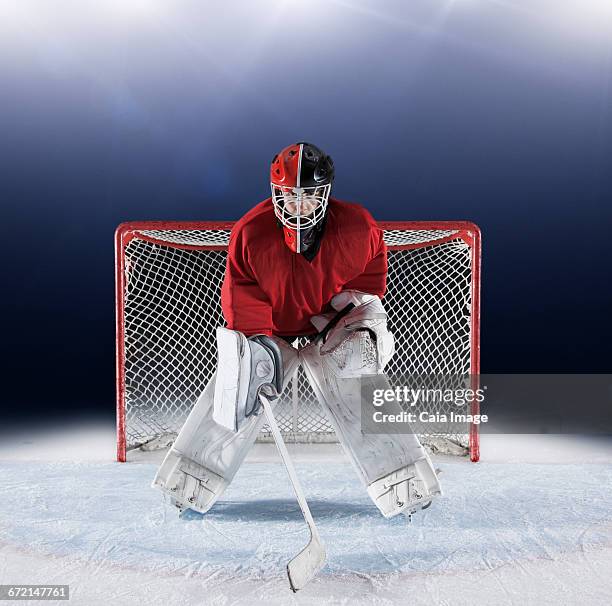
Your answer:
213,327 -> 283,432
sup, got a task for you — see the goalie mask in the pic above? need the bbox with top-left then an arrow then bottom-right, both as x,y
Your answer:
270,142 -> 334,254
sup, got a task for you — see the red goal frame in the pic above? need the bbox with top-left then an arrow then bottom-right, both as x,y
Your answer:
116,221 -> 481,462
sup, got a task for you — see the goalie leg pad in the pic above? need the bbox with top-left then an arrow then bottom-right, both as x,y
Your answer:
300,329 -> 441,517
153,449 -> 227,513
152,333 -> 297,514
152,376 -> 265,514
367,456 -> 442,518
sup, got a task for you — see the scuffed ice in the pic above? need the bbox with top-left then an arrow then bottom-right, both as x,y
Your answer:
1,460 -> 612,584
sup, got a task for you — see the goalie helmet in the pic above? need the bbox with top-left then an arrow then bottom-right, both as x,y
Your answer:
270,142 -> 334,254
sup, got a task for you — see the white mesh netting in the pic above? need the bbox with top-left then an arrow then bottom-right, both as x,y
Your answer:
118,224 -> 477,458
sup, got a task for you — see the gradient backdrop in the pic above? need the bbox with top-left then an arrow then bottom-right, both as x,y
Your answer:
1,1 -> 611,421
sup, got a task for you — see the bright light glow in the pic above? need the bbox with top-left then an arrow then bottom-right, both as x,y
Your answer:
555,0 -> 612,30
484,0 -> 612,36
0,0 -> 170,37
97,0 -> 170,23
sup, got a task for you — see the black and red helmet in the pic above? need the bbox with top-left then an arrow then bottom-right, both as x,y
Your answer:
270,142 -> 334,253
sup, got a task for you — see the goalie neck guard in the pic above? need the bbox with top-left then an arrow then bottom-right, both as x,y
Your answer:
270,142 -> 334,254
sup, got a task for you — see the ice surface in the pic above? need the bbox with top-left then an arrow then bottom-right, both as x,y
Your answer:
1,423 -> 612,605
2,459 -> 612,574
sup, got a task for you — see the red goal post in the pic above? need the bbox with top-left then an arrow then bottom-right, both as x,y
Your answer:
116,221 -> 481,462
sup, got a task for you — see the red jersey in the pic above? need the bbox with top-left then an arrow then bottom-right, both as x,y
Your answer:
220,198 -> 387,337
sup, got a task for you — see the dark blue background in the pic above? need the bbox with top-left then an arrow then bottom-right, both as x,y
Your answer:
1,1 -> 610,418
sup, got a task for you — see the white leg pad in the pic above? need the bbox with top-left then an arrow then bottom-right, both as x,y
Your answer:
367,456 -> 442,518
153,449 -> 227,513
300,330 -> 442,518
152,336 -> 299,513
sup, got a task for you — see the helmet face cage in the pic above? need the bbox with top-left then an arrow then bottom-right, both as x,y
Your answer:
270,142 -> 334,253
271,183 -> 331,231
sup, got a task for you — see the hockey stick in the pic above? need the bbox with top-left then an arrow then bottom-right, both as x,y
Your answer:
315,302 -> 356,344
259,393 -> 326,591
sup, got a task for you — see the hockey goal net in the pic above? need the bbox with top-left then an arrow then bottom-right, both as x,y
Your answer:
116,221 -> 481,462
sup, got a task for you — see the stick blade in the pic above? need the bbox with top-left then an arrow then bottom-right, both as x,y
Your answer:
287,533 -> 326,592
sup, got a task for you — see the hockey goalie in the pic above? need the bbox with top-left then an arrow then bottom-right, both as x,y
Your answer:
152,142 -> 441,589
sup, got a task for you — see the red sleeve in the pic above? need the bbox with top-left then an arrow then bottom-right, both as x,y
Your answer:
220,225 -> 274,336
342,220 -> 387,299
